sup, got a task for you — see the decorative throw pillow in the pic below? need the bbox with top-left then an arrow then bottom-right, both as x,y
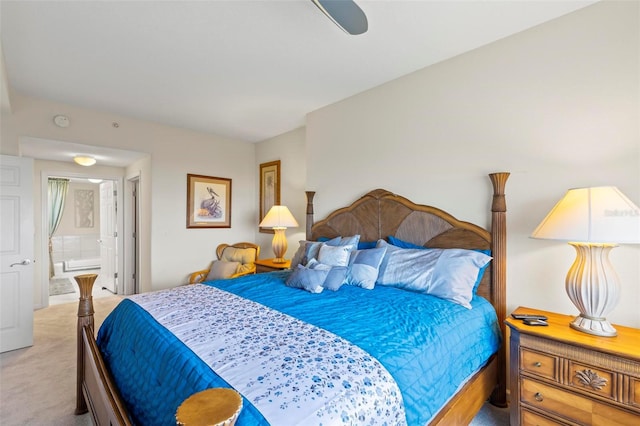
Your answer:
285,265 -> 325,293
323,234 -> 361,248
220,247 -> 256,265
317,244 -> 354,267
290,241 -> 308,269
206,260 -> 240,281
344,247 -> 387,290
308,260 -> 348,291
376,240 -> 492,309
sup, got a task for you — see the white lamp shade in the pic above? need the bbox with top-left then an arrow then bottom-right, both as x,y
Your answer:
531,186 -> 640,244
259,205 -> 299,229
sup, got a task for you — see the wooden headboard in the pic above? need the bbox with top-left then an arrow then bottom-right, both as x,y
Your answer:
304,172 -> 509,406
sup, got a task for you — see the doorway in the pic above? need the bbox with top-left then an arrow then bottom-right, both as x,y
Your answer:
42,172 -> 125,307
47,176 -> 117,305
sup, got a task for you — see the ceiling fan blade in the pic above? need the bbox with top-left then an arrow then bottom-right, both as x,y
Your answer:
311,0 -> 368,35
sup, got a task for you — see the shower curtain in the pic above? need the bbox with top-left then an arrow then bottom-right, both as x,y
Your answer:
48,178 -> 69,278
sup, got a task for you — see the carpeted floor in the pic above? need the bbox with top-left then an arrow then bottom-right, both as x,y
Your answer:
0,297 -> 122,426
0,297 -> 509,425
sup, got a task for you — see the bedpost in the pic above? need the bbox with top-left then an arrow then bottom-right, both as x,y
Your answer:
305,191 -> 315,240
489,172 -> 509,408
75,273 -> 97,414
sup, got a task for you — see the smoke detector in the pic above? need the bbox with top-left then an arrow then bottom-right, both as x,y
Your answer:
53,115 -> 70,128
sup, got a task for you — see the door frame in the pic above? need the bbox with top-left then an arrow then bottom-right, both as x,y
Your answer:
123,171 -> 141,295
39,170 -> 125,308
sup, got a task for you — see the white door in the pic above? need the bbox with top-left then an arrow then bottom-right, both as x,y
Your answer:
99,180 -> 117,293
0,155 -> 34,353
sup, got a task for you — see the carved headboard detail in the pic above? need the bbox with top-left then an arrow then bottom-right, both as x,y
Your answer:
307,188 -> 493,300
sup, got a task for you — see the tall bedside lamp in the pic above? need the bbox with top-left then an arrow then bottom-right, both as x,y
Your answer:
259,205 -> 299,264
531,186 -> 640,337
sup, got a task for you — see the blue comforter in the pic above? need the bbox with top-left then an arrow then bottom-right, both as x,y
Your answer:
97,271 -> 501,425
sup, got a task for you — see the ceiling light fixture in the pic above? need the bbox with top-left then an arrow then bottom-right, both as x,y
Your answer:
73,155 -> 97,166
88,178 -> 103,184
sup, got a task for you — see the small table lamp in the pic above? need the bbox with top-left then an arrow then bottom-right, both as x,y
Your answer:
531,186 -> 640,336
259,205 -> 299,264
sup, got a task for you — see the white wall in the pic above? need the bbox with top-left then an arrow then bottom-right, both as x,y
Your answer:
1,93 -> 257,297
254,127 -> 307,259
305,1 -> 640,327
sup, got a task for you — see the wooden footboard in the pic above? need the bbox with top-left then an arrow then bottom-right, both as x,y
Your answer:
81,326 -> 131,426
75,274 -> 130,426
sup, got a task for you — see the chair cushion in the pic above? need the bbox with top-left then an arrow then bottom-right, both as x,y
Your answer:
220,247 -> 257,265
206,261 -> 240,280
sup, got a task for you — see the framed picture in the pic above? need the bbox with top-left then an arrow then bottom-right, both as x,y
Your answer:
259,160 -> 281,233
187,174 -> 232,228
74,189 -> 95,228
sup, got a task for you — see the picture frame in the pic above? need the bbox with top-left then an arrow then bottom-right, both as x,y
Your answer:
187,174 -> 232,228
74,189 -> 95,228
259,160 -> 281,233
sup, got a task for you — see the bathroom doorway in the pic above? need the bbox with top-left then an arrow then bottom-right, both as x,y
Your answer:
47,176 -> 119,305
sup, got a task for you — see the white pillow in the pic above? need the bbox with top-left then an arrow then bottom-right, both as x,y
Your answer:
317,244 -> 353,267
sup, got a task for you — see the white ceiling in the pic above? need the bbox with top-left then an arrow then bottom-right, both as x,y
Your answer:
1,0 -> 597,144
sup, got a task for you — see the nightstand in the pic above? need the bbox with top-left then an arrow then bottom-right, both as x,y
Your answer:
506,307 -> 640,425
254,258 -> 291,273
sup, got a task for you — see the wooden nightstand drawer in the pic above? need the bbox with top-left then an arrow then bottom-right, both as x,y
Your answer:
569,361 -> 615,401
522,375 -> 639,426
632,378 -> 640,409
507,307 -> 640,426
521,348 -> 557,381
522,408 -> 571,426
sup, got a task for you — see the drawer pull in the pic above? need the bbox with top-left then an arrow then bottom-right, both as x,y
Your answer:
575,369 -> 608,391
533,362 -> 542,368
534,392 -> 544,402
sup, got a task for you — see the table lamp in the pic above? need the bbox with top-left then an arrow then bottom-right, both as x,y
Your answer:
531,186 -> 640,336
259,205 -> 299,263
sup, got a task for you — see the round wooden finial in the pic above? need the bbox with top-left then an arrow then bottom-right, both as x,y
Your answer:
176,388 -> 243,426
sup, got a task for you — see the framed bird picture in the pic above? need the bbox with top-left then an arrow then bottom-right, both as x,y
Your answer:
187,174 -> 232,228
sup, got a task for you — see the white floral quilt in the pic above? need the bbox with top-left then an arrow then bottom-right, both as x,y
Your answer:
130,284 -> 406,425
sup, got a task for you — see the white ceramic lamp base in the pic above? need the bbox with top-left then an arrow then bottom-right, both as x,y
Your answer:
566,242 -> 620,337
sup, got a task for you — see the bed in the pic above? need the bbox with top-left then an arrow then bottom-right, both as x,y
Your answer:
74,172 -> 509,426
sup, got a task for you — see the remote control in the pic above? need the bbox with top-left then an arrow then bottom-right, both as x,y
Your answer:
511,313 -> 548,321
523,318 -> 548,326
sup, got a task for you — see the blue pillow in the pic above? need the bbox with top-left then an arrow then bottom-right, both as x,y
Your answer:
387,237 -> 491,294
471,249 -> 491,293
345,247 -> 387,290
357,241 -> 377,250
310,262 -> 348,291
376,240 -> 492,309
286,261 -> 348,292
285,265 -> 325,293
387,235 -> 426,249
293,237 -> 340,267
